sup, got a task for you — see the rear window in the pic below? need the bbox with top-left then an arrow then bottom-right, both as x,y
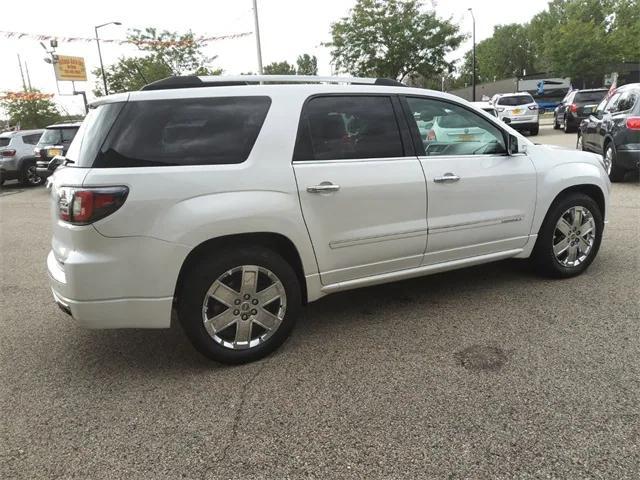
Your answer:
498,95 -> 534,106
575,91 -> 607,103
0,137 -> 10,147
38,127 -> 78,145
94,96 -> 271,168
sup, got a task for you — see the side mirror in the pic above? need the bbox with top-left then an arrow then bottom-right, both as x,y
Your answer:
502,117 -> 512,125
508,134 -> 520,155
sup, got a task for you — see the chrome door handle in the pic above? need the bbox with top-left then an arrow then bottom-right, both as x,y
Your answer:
433,173 -> 461,183
307,183 -> 340,193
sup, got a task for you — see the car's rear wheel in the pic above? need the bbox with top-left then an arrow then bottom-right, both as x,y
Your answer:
553,115 -> 560,130
563,118 -> 573,133
19,162 -> 43,187
178,246 -> 301,364
604,143 -> 626,182
531,193 -> 603,278
530,125 -> 539,136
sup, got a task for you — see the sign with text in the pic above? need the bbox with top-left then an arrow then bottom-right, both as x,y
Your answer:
54,55 -> 87,82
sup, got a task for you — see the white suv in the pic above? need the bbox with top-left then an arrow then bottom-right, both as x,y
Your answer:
47,75 -> 610,364
492,92 -> 540,135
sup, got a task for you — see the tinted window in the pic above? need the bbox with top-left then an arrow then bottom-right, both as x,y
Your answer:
605,93 -> 621,113
95,97 -> 271,167
38,127 -> 77,145
66,103 -> 124,167
498,95 -> 534,106
22,134 -> 42,145
616,91 -> 638,112
0,137 -> 11,147
405,96 -> 507,157
294,96 -> 403,161
575,91 -> 607,103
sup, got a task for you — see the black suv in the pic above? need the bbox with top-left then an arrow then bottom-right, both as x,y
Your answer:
34,123 -> 81,179
578,83 -> 640,182
554,88 -> 608,133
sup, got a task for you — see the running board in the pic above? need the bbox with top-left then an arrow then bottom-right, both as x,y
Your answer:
321,249 -> 523,294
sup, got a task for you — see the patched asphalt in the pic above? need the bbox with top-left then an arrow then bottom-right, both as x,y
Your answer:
1,127 -> 639,479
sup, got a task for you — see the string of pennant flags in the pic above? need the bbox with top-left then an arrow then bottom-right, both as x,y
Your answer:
0,30 -> 252,47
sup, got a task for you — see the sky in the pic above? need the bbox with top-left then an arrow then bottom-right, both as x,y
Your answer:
0,0 -> 551,115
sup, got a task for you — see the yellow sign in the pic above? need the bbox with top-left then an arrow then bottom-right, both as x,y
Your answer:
54,55 -> 87,82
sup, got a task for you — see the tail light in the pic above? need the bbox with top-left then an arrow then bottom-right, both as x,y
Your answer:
496,107 -> 505,112
626,117 -> 640,130
569,104 -> 578,113
528,105 -> 538,110
1,149 -> 16,157
426,129 -> 437,142
55,186 -> 128,225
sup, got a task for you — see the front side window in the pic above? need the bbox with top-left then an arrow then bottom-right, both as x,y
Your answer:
95,96 -> 271,168
293,96 -> 404,161
605,93 -> 621,113
405,96 -> 507,156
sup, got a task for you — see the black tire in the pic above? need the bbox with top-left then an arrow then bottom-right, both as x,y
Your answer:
605,143 -> 626,183
553,115 -> 560,130
531,193 -> 603,278
563,118 -> 573,133
178,246 -> 301,364
18,160 -> 43,187
530,125 -> 539,136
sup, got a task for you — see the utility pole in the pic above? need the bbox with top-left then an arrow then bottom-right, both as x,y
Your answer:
17,54 -> 27,91
24,61 -> 32,90
252,0 -> 264,74
468,8 -> 476,102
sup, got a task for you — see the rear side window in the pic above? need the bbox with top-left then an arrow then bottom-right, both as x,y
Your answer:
498,95 -> 534,106
95,96 -> 271,167
0,137 -> 12,147
22,134 -> 42,145
575,91 -> 607,103
615,91 -> 638,112
294,96 -> 403,161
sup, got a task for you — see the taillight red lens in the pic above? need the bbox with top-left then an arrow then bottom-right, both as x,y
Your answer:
626,117 -> 640,130
1,149 -> 16,157
56,186 -> 128,225
569,104 -> 578,113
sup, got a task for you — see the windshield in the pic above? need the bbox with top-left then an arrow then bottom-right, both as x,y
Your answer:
498,95 -> 534,106
575,91 -> 607,103
0,137 -> 10,147
38,127 -> 78,145
65,103 -> 124,166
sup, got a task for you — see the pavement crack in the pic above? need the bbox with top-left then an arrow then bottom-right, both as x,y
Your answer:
218,360 -> 269,465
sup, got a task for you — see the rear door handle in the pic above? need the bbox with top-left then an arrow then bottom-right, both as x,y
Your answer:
307,183 -> 340,193
433,173 -> 461,183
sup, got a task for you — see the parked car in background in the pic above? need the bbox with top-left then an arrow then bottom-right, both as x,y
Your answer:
0,129 -> 44,186
47,75 -> 609,364
578,83 -> 640,182
471,101 -> 498,117
491,93 -> 539,135
554,88 -> 608,133
35,123 -> 81,179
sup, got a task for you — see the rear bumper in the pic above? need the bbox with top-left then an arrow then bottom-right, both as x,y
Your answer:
616,147 -> 640,170
510,121 -> 539,131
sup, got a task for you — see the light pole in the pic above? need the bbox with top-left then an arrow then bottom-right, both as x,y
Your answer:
252,0 -> 264,74
467,8 -> 476,102
95,21 -> 121,95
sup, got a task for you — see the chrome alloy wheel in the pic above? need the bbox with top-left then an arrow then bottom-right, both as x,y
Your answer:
552,206 -> 596,267
26,165 -> 42,185
604,147 -> 613,175
202,265 -> 286,350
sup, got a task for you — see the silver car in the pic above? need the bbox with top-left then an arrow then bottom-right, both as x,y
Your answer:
0,130 -> 44,186
492,93 -> 540,136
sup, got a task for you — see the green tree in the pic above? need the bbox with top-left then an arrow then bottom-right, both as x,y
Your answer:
296,54 -> 318,75
93,27 -> 222,96
0,90 -> 61,129
263,61 -> 297,75
329,0 -> 465,81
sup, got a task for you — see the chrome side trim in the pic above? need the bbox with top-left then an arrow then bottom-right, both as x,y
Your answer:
329,228 -> 429,249
430,215 -> 524,233
321,249 -> 523,294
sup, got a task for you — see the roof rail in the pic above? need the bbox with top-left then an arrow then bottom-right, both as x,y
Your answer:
140,75 -> 406,91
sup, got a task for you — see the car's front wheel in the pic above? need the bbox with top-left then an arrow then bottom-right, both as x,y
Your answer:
531,193 -> 603,278
178,246 -> 301,364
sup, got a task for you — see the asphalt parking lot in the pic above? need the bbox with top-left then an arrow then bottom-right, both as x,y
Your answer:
1,124 -> 639,479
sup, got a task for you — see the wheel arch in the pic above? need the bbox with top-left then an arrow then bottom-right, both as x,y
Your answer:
174,232 -> 308,305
